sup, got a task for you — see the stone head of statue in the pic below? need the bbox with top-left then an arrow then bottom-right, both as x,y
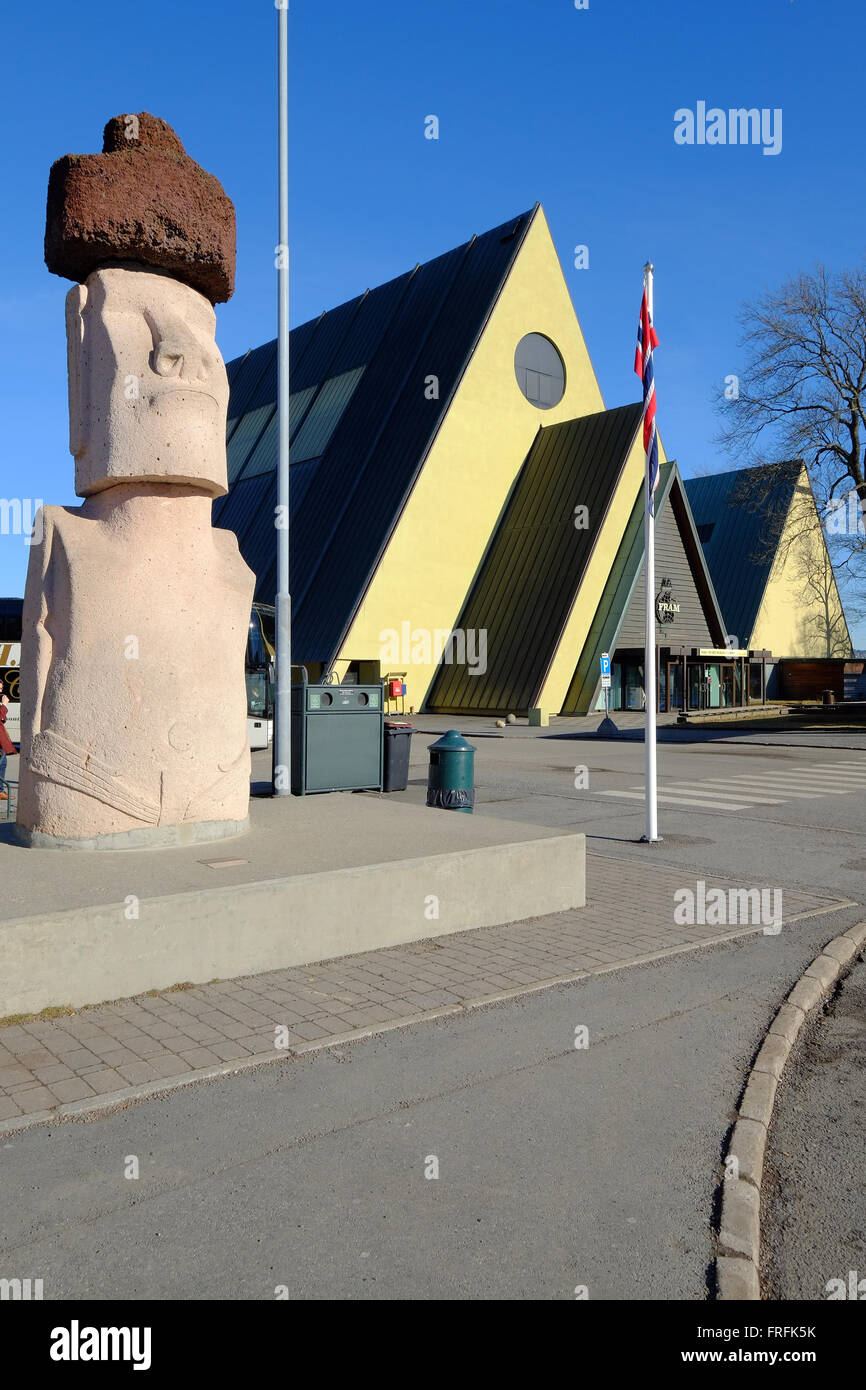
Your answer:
66,266 -> 229,497
45,113 -> 237,498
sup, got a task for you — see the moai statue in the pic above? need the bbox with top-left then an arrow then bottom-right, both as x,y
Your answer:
17,114 -> 255,847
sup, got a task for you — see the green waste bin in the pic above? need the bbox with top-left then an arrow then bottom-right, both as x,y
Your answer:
426,729 -> 476,813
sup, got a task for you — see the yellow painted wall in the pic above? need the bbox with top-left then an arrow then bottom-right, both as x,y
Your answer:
751,468 -> 852,657
537,431 -> 668,714
337,206 -> 606,708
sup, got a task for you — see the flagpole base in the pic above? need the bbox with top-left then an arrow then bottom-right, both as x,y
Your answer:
639,835 -> 664,844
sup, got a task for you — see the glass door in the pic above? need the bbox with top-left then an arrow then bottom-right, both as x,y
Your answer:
667,661 -> 684,710
687,663 -> 703,710
705,664 -> 721,708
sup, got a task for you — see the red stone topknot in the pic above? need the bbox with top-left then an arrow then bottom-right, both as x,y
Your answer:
44,113 -> 236,304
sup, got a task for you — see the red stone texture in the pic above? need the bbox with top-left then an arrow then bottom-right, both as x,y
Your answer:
101,112 -> 186,156
44,113 -> 236,304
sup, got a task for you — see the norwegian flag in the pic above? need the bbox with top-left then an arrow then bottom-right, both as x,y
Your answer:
634,282 -> 660,510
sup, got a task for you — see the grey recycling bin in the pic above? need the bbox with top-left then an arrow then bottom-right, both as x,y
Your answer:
291,679 -> 384,795
383,721 -> 413,791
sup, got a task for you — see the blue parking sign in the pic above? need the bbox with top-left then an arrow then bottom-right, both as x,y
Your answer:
600,653 -> 611,676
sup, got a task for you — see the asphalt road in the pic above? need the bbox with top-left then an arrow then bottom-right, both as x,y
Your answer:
1,907 -> 860,1301
386,723 -> 866,908
762,954 -> 866,1301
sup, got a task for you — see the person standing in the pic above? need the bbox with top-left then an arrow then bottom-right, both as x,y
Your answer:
0,679 -> 14,801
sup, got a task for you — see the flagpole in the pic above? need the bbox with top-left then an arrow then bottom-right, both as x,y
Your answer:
642,261 -> 660,842
273,0 -> 291,795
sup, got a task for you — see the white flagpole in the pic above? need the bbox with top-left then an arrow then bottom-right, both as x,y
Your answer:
273,0 -> 291,795
642,261 -> 660,843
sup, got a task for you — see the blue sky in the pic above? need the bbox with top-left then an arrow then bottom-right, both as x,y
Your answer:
2,0 -> 863,641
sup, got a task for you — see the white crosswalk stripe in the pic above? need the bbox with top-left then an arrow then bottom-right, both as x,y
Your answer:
734,776 -> 853,795
697,780 -> 816,801
597,789 -> 754,811
669,783 -> 785,804
812,761 -> 866,769
598,761 -> 866,811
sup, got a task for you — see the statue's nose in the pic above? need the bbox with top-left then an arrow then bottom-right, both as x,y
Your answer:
151,333 -> 210,382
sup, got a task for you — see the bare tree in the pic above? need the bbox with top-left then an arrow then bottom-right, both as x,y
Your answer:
788,488 -> 856,656
717,263 -> 866,584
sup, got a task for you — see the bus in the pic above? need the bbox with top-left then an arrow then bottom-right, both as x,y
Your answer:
0,597 -> 21,747
246,601 -> 275,747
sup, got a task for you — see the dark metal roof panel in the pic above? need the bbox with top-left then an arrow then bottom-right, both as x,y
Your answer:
684,464 -> 799,643
226,404 -> 276,486
229,319 -> 327,427
211,468 -> 274,555
322,271 -> 417,378
241,282 -> 404,474
427,402 -> 643,713
290,367 -> 365,464
232,390 -> 323,490
242,347 -> 278,416
288,294 -> 368,393
213,459 -> 321,608
236,410 -> 280,482
239,472 -> 281,598
226,341 -> 276,433
225,314 -> 323,426
284,456 -> 322,521
225,352 -> 245,391
668,468 -> 729,644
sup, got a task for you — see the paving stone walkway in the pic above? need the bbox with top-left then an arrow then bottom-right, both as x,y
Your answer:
0,854 -> 845,1128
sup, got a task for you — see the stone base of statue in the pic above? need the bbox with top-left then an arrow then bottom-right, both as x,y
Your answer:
16,818 -> 249,851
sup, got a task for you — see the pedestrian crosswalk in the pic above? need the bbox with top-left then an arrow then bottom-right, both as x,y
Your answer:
598,761 -> 866,813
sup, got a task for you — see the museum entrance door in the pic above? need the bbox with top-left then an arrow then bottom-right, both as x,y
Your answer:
666,661 -> 684,711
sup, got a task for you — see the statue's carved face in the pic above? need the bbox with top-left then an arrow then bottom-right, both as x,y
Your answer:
66,266 -> 229,497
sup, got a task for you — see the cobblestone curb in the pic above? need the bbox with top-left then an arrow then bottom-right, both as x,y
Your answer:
715,922 -> 866,1301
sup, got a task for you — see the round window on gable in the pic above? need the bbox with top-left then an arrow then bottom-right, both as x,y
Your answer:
514,333 -> 566,409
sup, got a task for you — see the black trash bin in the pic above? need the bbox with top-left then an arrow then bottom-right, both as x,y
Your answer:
383,721 -> 413,791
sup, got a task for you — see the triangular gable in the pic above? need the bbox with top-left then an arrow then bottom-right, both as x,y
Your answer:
750,466 -> 853,657
684,464 -> 800,645
562,463 -> 727,713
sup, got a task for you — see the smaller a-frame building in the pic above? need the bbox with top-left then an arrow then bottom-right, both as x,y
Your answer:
685,463 -> 852,660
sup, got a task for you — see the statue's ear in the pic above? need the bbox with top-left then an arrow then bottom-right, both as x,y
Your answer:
65,283 -> 87,457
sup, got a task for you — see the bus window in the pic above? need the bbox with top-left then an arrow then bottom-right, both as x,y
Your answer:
257,604 -> 275,657
246,603 -> 275,741
247,615 -> 267,671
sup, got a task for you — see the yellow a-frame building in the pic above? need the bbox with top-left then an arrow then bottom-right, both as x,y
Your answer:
218,206 -> 852,717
